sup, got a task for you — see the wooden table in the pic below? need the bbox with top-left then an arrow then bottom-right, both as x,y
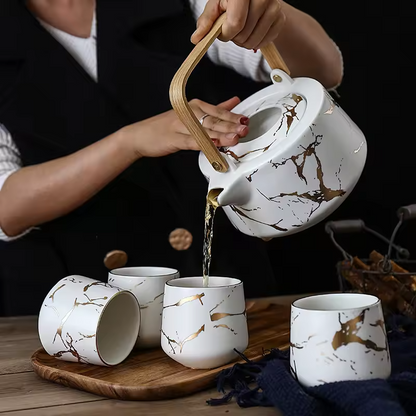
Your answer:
0,294 -> 311,415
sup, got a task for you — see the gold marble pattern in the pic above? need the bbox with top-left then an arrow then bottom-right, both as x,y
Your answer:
49,284 -> 65,302
246,169 -> 259,182
213,324 -> 237,335
282,94 -> 303,134
44,304 -> 59,317
210,310 -> 246,322
268,126 -> 346,219
332,309 -> 387,352
163,293 -> 205,309
77,332 -> 96,341
230,205 -> 287,232
289,342 -> 304,349
224,140 -> 276,163
53,295 -> 108,345
53,332 -> 89,364
324,102 -> 335,115
141,292 -> 164,309
83,281 -> 113,292
354,141 -> 365,154
161,324 -> 205,354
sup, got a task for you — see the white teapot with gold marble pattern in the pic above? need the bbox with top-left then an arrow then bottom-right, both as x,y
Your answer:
170,14 -> 366,239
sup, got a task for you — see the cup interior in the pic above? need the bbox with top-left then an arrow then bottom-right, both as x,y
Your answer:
166,276 -> 241,288
110,267 -> 179,278
293,293 -> 379,311
96,292 -> 140,365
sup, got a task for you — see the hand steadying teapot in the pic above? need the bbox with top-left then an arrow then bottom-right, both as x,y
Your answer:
170,14 -> 366,239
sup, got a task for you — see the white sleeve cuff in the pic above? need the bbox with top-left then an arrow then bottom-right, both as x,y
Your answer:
0,225 -> 34,242
0,171 -> 34,241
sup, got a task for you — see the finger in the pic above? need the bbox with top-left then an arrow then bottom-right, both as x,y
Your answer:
233,0 -> 268,46
197,100 -> 243,125
181,128 -> 239,150
217,96 -> 241,110
256,11 -> 286,49
242,1 -> 283,49
202,116 -> 249,136
240,10 -> 274,50
219,0 -> 250,41
205,129 -> 240,147
191,0 -> 223,44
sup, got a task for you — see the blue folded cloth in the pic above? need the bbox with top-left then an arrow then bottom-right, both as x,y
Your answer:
207,314 -> 416,416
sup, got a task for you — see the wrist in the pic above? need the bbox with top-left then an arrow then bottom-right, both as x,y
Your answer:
116,124 -> 144,162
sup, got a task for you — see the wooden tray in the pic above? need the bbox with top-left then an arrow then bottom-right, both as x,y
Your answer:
31,304 -> 290,401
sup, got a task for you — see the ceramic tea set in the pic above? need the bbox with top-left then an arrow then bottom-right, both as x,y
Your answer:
38,270 -> 391,385
39,270 -> 248,370
37,15 -> 383,385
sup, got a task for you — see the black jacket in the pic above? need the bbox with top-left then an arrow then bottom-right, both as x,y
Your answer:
0,0 -> 281,315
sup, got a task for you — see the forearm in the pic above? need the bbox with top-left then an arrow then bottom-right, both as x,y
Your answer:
0,128 -> 139,237
276,3 -> 343,89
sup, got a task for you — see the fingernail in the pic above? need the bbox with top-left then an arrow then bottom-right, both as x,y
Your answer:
237,125 -> 248,135
239,117 -> 249,125
226,133 -> 239,140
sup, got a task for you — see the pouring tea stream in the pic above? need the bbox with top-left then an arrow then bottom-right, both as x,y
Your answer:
170,13 -> 367,283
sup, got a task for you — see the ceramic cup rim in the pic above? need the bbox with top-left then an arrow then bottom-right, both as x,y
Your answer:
95,289 -> 140,366
292,293 -> 380,312
109,266 -> 179,279
166,276 -> 242,289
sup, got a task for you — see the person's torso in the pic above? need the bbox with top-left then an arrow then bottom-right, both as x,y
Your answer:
0,0 -> 277,315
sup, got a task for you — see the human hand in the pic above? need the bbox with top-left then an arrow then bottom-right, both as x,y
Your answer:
191,0 -> 286,50
122,96 -> 249,158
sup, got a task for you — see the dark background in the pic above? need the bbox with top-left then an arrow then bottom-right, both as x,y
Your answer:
266,0 -> 416,295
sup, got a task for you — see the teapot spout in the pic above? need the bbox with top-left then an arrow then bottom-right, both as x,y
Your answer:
207,188 -> 222,208
207,177 -> 251,207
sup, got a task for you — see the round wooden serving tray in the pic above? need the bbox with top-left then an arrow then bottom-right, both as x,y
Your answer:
32,304 -> 290,401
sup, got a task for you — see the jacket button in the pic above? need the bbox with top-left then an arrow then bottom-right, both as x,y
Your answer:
104,250 -> 128,270
169,228 -> 193,251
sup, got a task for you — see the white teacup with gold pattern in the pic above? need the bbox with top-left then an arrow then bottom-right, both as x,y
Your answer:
290,293 -> 391,387
161,277 -> 248,369
108,267 -> 180,348
38,276 -> 140,366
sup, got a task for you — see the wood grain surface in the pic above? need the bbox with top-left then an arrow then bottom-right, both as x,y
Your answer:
1,294 -> 312,415
31,304 -> 290,401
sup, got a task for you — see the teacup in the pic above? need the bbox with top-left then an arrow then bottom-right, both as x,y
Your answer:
38,276 -> 140,366
108,267 -> 180,348
161,276 -> 248,369
290,293 -> 391,387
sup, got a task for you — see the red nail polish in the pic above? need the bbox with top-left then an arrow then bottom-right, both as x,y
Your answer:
240,117 -> 250,125
253,49 -> 258,53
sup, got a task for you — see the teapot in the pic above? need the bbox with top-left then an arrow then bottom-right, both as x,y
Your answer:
170,14 -> 366,239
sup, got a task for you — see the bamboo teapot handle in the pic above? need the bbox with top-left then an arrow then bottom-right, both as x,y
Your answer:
169,13 -> 290,173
